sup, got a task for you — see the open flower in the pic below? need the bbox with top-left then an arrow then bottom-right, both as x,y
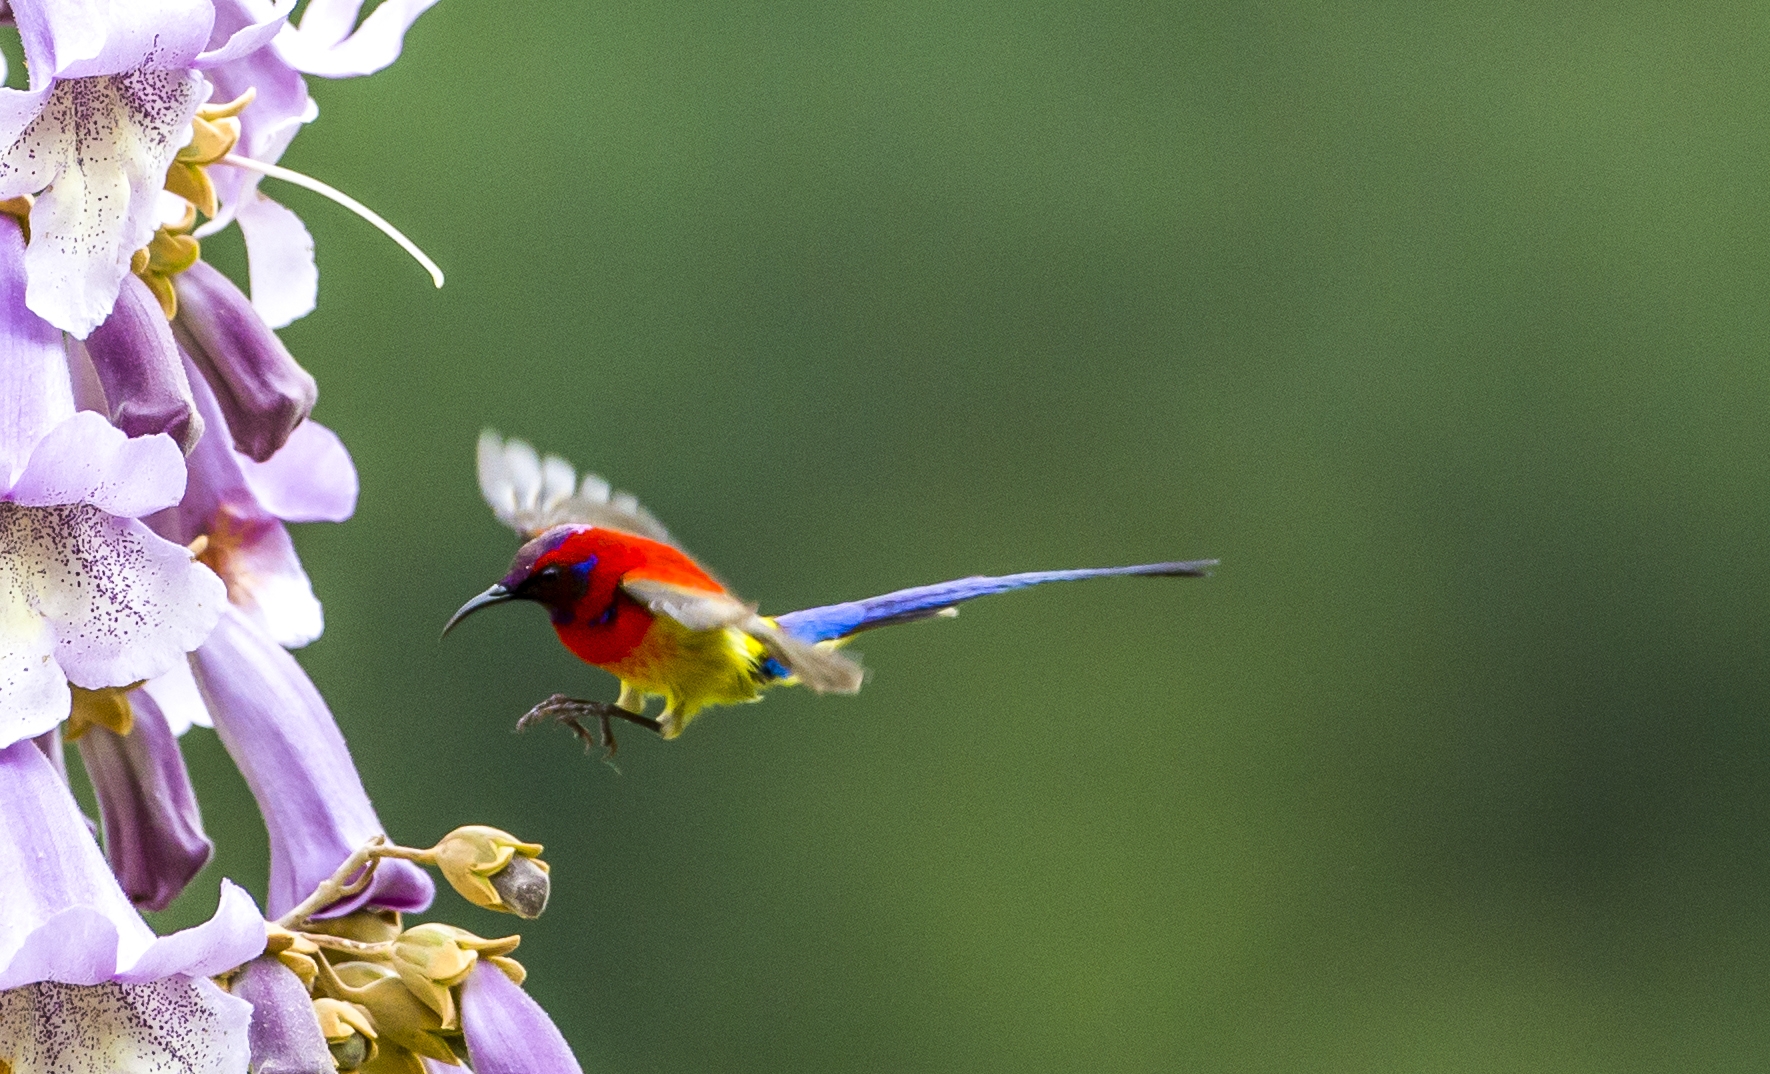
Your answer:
0,213 -> 227,748
0,0 -> 294,336
149,351 -> 353,645
0,737 -> 265,1074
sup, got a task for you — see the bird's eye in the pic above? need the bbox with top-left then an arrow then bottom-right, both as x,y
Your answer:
536,565 -> 562,582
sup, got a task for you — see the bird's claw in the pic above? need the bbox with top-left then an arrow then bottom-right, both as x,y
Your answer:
515,694 -> 662,762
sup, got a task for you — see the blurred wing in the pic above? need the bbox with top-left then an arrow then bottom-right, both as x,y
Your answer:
621,577 -> 865,695
477,430 -> 674,543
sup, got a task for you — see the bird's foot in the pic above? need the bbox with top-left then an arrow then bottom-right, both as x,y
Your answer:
516,694 -> 662,761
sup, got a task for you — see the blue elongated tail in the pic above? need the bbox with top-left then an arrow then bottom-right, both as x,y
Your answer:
772,559 -> 1217,647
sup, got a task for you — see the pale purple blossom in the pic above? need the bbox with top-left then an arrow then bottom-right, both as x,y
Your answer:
0,738 -> 263,1074
193,606 -> 435,918
0,222 -> 226,749
0,0 -> 292,336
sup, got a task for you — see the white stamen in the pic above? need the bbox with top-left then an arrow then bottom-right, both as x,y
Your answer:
221,153 -> 445,288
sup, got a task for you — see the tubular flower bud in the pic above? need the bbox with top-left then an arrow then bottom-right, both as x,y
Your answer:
313,998 -> 378,1073
172,260 -> 317,462
83,273 -> 203,451
74,690 -> 213,911
432,826 -> 550,918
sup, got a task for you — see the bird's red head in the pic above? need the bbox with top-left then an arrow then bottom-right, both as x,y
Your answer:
444,525 -> 724,666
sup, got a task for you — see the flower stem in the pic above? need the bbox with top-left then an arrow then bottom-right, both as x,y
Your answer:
221,154 -> 445,288
278,836 -> 439,927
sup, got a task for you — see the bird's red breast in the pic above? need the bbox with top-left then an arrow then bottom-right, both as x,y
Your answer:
531,527 -> 726,668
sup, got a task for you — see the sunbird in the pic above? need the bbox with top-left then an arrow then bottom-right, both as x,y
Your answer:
446,432 -> 1215,753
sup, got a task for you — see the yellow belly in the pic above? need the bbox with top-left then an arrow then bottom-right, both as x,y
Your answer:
604,614 -> 770,737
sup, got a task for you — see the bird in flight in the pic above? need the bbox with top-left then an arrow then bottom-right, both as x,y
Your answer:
447,432 -> 1215,755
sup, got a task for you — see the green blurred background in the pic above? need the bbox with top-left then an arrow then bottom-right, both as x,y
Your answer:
137,1 -> 1770,1070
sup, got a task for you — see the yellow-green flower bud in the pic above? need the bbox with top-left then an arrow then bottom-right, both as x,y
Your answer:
303,909 -> 403,945
431,826 -> 549,917
389,924 -> 476,1022
327,961 -> 459,1060
314,998 -> 377,1072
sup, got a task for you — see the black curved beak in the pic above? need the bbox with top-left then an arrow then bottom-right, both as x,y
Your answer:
443,584 -> 514,638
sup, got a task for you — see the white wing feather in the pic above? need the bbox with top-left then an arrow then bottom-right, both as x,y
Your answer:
477,430 -> 675,542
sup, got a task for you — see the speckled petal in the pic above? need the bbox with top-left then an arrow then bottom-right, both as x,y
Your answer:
0,579 -> 70,751
0,67 -> 205,336
0,503 -> 226,691
0,975 -> 251,1074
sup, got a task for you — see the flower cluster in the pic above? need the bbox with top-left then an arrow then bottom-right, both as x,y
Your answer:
0,2 -> 584,1071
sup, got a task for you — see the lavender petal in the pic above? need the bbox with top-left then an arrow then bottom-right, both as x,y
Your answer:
237,418 -> 357,523
274,0 -> 443,78
8,409 -> 187,517
192,606 -> 434,918
195,0 -> 296,68
460,962 -> 586,1074
0,740 -> 264,988
0,213 -> 76,487
10,0 -> 214,80
231,954 -> 334,1074
235,191 -> 318,328
76,689 -> 214,912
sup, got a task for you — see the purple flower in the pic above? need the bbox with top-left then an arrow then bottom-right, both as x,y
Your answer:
0,216 -> 227,748
459,962 -> 586,1074
75,689 -> 214,912
0,737 -> 264,1073
84,269 -> 205,451
192,606 -> 434,918
0,0 -> 290,336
